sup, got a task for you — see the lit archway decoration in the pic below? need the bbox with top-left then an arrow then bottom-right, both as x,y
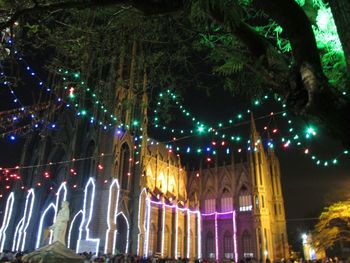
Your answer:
13,188 -> 35,251
116,212 -> 130,254
0,192 -> 14,252
76,177 -> 100,256
104,179 -> 120,254
67,210 -> 83,249
35,182 -> 67,248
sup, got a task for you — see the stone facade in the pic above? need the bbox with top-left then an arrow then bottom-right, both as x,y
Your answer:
187,117 -> 289,262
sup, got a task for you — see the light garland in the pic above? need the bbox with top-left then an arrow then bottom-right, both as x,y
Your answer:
0,192 -> 14,252
35,203 -> 55,249
76,177 -> 100,256
35,182 -> 67,248
13,188 -> 35,251
67,210 -> 83,249
144,195 -> 151,258
147,198 -> 200,259
116,212 -> 130,254
161,202 -> 166,257
137,188 -> 147,255
104,179 -> 120,254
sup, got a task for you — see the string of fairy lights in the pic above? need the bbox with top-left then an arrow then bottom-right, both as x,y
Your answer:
151,90 -> 349,166
0,38 -> 349,182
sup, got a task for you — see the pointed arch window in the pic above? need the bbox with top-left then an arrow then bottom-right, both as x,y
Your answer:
119,142 -> 131,190
239,186 -> 252,212
149,223 -> 157,256
204,191 -> 216,213
223,231 -> 233,259
206,231 -> 215,259
242,230 -> 254,258
221,188 -> 233,212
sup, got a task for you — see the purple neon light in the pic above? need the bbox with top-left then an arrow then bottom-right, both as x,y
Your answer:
202,211 -> 238,262
214,213 -> 219,260
233,211 -> 238,262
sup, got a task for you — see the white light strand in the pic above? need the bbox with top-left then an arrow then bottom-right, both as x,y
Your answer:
116,212 -> 130,254
137,188 -> 147,255
144,196 -> 151,257
175,206 -> 178,258
161,203 -> 166,257
67,210 -> 83,249
104,179 -> 120,254
233,211 -> 238,262
197,211 -> 202,259
14,189 -> 35,251
187,209 -> 190,259
0,192 -> 14,252
35,203 -> 55,249
12,218 -> 24,251
76,178 -> 100,256
214,213 -> 219,261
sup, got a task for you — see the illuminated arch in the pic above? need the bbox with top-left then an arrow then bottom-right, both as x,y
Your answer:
76,177 -> 100,256
104,179 -> 120,254
137,188 -> 147,255
14,189 -> 35,251
0,192 -> 14,252
116,212 -> 130,254
157,172 -> 165,193
12,218 -> 24,251
67,210 -> 83,249
35,203 -> 55,249
35,182 -> 67,248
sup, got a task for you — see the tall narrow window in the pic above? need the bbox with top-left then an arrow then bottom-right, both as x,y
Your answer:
206,232 -> 215,259
242,230 -> 253,258
221,188 -> 233,212
119,142 -> 131,190
239,186 -> 252,212
223,231 -> 233,259
204,191 -> 216,213
149,224 -> 157,256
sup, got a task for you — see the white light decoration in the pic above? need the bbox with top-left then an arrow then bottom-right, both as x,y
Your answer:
137,188 -> 147,255
67,210 -> 83,249
202,211 -> 238,262
35,182 -> 67,249
35,203 -> 55,249
104,179 -> 120,254
196,211 -> 202,259
175,206 -> 178,258
233,211 -> 238,262
214,213 -> 219,261
144,196 -> 151,257
161,203 -> 166,257
76,178 -> 100,256
13,189 -> 35,251
12,218 -> 24,251
187,209 -> 190,259
0,192 -> 14,252
147,199 -> 200,260
116,212 -> 130,254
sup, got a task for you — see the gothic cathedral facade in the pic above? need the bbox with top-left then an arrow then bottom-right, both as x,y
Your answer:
0,42 -> 289,262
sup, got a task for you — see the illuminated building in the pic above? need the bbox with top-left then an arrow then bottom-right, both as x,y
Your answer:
187,115 -> 289,262
0,43 -> 288,261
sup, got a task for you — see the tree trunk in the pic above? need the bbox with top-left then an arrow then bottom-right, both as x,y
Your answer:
328,0 -> 350,81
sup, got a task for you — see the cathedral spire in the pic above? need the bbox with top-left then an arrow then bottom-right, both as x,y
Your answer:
267,130 -> 275,157
250,113 -> 259,145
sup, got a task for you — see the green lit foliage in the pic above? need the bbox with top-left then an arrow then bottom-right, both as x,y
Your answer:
253,0 -> 346,89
